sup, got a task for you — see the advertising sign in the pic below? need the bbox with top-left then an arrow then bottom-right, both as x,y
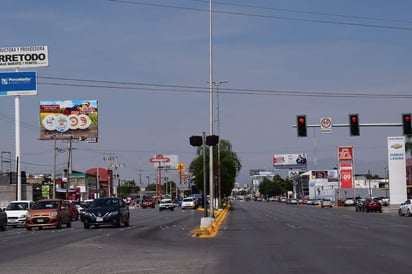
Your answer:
153,155 -> 178,169
0,71 -> 37,96
273,153 -> 307,169
387,136 -> 407,204
340,169 -> 353,188
337,146 -> 353,161
0,46 -> 48,69
39,100 -> 98,141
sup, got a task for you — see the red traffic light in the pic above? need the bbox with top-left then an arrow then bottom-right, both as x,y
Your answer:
349,114 -> 359,136
296,115 -> 307,137
402,114 -> 412,135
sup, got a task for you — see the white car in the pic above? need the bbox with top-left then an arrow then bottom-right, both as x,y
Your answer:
159,199 -> 175,211
5,200 -> 35,227
398,199 -> 412,216
181,197 -> 197,210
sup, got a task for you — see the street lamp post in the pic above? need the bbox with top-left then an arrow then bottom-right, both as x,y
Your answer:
213,80 -> 228,208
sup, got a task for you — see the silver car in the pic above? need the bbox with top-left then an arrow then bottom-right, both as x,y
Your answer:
398,199 -> 412,216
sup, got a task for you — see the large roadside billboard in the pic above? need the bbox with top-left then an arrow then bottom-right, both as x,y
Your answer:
0,46 -> 48,69
273,153 -> 307,169
39,100 -> 98,142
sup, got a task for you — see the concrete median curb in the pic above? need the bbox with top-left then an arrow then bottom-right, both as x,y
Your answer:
192,203 -> 231,238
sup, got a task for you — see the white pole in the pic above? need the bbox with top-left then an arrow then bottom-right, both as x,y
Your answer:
208,0 -> 214,218
15,95 -> 21,200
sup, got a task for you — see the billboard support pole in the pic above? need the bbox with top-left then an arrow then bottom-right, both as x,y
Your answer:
15,96 -> 22,200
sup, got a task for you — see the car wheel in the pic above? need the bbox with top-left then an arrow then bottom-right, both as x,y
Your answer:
67,219 -> 72,228
124,217 -> 130,227
84,223 -> 90,229
398,209 -> 403,216
407,209 -> 411,217
26,227 -> 32,231
1,222 -> 6,231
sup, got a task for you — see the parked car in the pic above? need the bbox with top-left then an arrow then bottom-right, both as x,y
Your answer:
343,198 -> 355,207
181,197 -> 197,209
25,199 -> 71,230
320,198 -> 333,208
357,198 -> 382,213
375,197 -> 390,206
65,201 -> 79,221
0,208 -> 6,231
5,200 -> 34,227
82,197 -> 130,229
398,199 -> 412,217
159,199 -> 175,211
141,199 -> 156,209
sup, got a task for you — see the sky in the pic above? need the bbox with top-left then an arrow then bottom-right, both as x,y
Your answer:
1,0 -> 412,187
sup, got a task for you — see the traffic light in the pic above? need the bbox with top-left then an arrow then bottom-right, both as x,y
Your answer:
206,135 -> 219,146
189,135 -> 203,147
296,115 -> 307,137
402,114 -> 412,135
349,114 -> 359,136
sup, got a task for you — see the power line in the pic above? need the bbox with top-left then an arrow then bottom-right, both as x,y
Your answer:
194,0 -> 412,24
38,75 -> 412,99
107,0 -> 412,31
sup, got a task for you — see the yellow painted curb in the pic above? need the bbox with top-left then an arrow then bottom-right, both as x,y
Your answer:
192,203 -> 231,238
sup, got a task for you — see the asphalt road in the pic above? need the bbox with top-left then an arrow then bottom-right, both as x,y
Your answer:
0,202 -> 411,274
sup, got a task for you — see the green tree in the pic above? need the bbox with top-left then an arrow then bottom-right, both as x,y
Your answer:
117,180 -> 139,198
258,175 -> 293,197
189,139 -> 241,204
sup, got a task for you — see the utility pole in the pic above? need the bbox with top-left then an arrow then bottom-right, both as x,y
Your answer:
213,80 -> 228,208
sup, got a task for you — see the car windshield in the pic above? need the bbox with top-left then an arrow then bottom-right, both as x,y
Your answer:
91,198 -> 119,208
161,200 -> 171,204
6,202 -> 28,210
33,201 -> 59,209
183,198 -> 194,202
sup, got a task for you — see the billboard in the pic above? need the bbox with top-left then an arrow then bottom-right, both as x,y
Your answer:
39,100 -> 98,141
273,153 -> 307,169
0,46 -> 48,69
0,71 -> 37,96
387,136 -> 407,204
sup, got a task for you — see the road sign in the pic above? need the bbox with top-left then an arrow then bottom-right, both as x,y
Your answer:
177,162 -> 186,171
149,154 -> 170,163
320,117 -> 332,134
0,71 -> 37,96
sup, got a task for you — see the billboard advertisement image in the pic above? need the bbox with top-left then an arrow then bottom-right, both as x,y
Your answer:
273,153 -> 307,169
39,100 -> 98,141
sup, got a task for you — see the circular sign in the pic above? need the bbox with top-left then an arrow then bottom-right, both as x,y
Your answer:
320,117 -> 332,129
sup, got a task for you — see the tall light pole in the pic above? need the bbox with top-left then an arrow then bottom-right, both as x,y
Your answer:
214,80 -> 228,208
208,0 -> 215,218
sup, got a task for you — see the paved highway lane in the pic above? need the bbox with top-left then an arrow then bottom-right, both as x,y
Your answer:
216,201 -> 412,274
1,202 -> 411,274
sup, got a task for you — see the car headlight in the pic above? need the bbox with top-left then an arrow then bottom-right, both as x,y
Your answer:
20,214 -> 27,218
50,211 -> 58,217
27,212 -> 31,218
109,211 -> 119,216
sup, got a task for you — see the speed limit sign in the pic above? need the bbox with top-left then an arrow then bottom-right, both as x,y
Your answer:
320,117 -> 332,134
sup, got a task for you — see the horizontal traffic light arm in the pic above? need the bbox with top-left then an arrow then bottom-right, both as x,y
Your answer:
292,122 -> 402,128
